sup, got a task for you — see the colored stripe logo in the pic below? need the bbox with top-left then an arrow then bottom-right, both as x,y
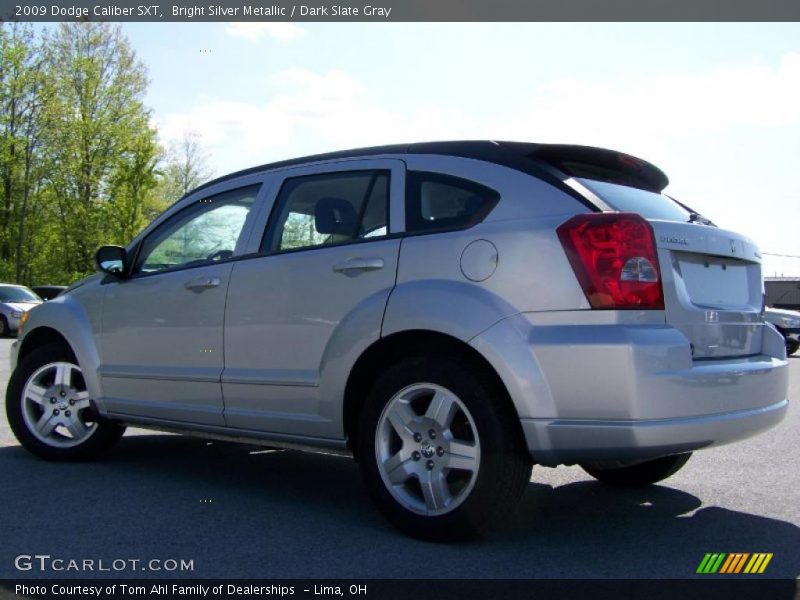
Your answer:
697,553 -> 773,574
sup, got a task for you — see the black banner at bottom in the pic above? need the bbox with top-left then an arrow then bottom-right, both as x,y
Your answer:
1,580 -> 798,600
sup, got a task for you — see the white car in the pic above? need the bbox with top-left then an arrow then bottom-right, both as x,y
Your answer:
764,307 -> 800,355
0,284 -> 42,336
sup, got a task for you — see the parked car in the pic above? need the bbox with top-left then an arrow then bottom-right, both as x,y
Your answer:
5,141 -> 789,540
31,285 -> 67,301
764,307 -> 800,356
0,284 -> 42,337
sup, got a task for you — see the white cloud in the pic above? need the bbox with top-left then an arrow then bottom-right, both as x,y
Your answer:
225,22 -> 308,42
501,52 -> 800,144
155,55 -> 800,202
157,54 -> 800,165
156,68 -> 419,157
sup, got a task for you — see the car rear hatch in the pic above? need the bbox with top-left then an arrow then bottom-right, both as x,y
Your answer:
520,143 -> 764,360
578,177 -> 764,359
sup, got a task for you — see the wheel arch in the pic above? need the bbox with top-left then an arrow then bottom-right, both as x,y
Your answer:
342,329 -> 524,453
17,326 -> 75,364
14,298 -> 106,414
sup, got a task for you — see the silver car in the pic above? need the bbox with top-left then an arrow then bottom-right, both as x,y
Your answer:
5,142 -> 789,540
764,307 -> 800,355
0,284 -> 42,337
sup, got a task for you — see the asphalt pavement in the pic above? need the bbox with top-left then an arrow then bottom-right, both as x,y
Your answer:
0,338 -> 797,579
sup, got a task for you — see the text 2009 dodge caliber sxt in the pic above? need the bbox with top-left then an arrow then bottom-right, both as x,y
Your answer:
6,141 -> 789,541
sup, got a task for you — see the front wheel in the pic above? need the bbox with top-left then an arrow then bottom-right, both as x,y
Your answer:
581,453 -> 692,486
6,343 -> 125,461
786,337 -> 799,356
357,355 -> 532,541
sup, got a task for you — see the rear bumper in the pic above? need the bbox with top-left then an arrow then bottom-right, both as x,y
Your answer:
521,399 -> 788,466
469,312 -> 790,466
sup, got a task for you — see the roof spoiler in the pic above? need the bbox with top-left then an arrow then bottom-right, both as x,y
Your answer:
504,142 -> 669,193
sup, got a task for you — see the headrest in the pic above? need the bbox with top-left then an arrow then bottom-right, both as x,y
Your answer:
315,197 -> 357,236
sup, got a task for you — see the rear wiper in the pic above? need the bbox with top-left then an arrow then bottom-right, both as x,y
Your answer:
666,195 -> 717,227
687,211 -> 716,226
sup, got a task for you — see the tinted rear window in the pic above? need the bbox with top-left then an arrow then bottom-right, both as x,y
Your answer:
406,171 -> 499,233
579,178 -> 691,222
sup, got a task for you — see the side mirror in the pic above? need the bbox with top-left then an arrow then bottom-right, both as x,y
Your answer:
95,245 -> 128,277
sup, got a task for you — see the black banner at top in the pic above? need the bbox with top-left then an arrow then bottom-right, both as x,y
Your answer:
1,0 -> 800,22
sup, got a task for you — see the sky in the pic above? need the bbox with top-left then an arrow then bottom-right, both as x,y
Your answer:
120,22 -> 800,277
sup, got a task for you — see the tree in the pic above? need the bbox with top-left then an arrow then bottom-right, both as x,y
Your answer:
105,120 -> 161,243
0,23 -> 212,285
159,131 -> 213,203
0,24 -> 41,280
39,22 -> 156,278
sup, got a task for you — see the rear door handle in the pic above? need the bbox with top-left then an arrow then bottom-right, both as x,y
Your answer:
184,276 -> 221,291
332,257 -> 385,273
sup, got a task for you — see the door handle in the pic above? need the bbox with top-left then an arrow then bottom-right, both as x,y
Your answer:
332,257 -> 385,273
184,276 -> 221,291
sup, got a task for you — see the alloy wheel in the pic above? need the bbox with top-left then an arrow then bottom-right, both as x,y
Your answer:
374,383 -> 480,516
20,361 -> 98,448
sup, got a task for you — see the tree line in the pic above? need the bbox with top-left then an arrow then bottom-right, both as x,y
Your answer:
0,22 -> 212,287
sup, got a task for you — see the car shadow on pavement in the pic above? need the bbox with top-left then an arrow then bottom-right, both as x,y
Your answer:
508,480 -> 799,580
0,434 -> 798,582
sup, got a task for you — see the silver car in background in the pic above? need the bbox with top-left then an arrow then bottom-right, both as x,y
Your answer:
764,307 -> 800,356
0,284 -> 42,337
5,141 -> 789,540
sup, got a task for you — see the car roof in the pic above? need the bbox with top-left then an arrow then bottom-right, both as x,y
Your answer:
186,140 -> 669,203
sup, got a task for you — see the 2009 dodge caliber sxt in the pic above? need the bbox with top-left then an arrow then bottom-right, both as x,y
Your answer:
6,141 -> 789,540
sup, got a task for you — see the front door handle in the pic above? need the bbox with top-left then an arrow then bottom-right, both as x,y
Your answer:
332,257 -> 385,274
184,276 -> 221,291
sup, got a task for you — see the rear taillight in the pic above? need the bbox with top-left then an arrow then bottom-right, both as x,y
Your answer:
557,212 -> 664,309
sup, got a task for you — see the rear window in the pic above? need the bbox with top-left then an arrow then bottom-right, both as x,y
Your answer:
579,178 -> 691,222
406,171 -> 499,233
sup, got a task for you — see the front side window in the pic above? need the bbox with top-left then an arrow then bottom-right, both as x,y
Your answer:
264,170 -> 389,253
405,171 -> 500,233
135,185 -> 259,274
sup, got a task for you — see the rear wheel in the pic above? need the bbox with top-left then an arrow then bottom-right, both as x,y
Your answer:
357,354 -> 531,541
785,338 -> 799,356
581,453 -> 692,486
6,343 -> 125,461
0,315 -> 8,337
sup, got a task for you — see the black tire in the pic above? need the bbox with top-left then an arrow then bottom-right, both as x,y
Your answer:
357,353 -> 532,541
581,453 -> 692,487
786,338 -> 799,356
6,343 -> 125,461
0,315 -> 8,338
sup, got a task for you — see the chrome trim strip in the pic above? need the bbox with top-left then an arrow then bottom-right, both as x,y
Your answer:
562,177 -> 613,211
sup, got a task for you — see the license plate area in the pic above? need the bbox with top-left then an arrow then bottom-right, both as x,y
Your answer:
674,252 -> 759,310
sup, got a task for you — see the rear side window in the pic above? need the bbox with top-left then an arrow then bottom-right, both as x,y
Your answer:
579,179 -> 691,222
263,170 -> 389,253
405,172 -> 499,233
